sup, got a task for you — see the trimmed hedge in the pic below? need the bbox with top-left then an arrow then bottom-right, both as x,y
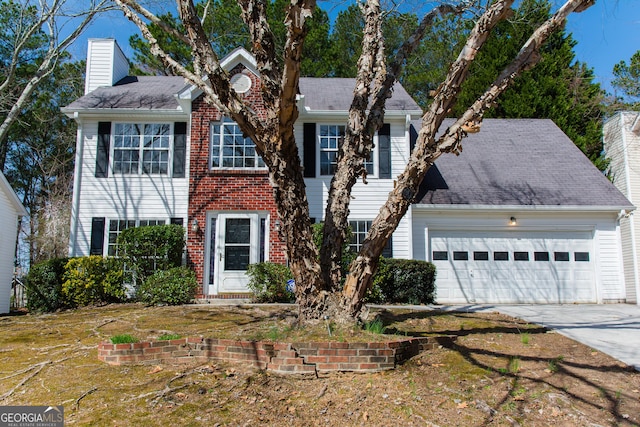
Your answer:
24,257 -> 69,312
137,267 -> 198,306
372,259 -> 436,305
117,224 -> 185,283
62,256 -> 126,307
246,262 -> 295,303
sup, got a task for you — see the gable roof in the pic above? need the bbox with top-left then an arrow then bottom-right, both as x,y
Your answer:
415,118 -> 633,210
298,78 -> 421,112
63,76 -> 421,115
63,76 -> 188,112
0,171 -> 28,217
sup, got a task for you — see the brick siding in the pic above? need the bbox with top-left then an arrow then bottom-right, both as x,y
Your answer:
187,64 -> 287,297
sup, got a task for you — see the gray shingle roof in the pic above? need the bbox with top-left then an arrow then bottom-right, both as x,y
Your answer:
64,76 -> 188,110
298,78 -> 421,112
64,75 -> 422,113
415,118 -> 632,208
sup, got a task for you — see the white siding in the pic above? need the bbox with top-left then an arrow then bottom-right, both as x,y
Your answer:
412,209 -> 625,303
295,118 -> 412,259
85,39 -> 129,94
0,179 -> 24,314
604,112 -> 640,303
70,118 -> 189,256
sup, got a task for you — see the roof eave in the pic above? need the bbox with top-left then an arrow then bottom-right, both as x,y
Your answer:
61,107 -> 188,119
413,204 -> 636,213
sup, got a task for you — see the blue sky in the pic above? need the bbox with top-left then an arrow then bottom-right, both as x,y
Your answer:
70,1 -> 639,96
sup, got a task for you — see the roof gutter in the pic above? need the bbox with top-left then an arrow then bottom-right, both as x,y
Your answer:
413,204 -> 636,214
61,108 -> 188,119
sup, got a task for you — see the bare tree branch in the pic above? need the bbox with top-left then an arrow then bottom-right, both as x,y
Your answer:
341,0 -> 596,317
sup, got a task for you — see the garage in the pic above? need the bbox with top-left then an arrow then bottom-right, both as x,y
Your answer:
429,230 -> 596,304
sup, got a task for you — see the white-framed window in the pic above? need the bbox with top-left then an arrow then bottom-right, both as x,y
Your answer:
107,219 -> 166,256
349,220 -> 392,258
112,123 -> 171,175
319,124 -> 374,176
210,118 -> 266,169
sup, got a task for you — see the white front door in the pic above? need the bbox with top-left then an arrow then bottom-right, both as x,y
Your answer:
205,212 -> 267,294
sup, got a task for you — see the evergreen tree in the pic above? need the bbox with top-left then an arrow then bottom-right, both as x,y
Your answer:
612,50 -> 640,110
451,0 -> 606,169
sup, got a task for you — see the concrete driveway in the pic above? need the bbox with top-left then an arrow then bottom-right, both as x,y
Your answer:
449,304 -> 640,371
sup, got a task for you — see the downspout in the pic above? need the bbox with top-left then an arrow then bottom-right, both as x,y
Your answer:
68,116 -> 84,257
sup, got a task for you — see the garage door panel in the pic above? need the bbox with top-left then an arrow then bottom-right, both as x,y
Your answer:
430,231 -> 596,304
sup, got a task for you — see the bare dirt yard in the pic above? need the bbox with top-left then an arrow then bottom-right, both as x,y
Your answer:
1,304 -> 638,426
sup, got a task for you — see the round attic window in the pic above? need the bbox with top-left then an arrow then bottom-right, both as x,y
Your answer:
230,73 -> 252,94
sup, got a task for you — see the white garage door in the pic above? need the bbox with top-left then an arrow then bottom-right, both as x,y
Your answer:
430,230 -> 596,304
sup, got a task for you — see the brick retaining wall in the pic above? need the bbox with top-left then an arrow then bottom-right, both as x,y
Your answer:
98,336 -> 456,374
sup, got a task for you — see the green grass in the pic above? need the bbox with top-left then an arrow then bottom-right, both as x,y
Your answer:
110,334 -> 138,344
157,333 -> 182,341
520,332 -> 530,345
364,318 -> 386,334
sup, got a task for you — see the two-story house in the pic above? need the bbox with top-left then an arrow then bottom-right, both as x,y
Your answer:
64,39 -> 634,305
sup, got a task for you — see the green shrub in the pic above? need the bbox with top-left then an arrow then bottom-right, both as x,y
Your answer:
62,256 -> 126,307
110,334 -> 138,344
137,267 -> 198,306
117,224 -> 185,283
372,259 -> 436,305
24,257 -> 69,312
246,262 -> 294,303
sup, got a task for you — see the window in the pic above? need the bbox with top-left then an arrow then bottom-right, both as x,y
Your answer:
473,251 -> 489,261
554,252 -> 570,261
514,251 -> 529,261
453,251 -> 468,261
349,220 -> 392,258
107,219 -> 166,256
211,118 -> 265,169
534,252 -> 550,261
319,125 -> 373,176
575,252 -> 590,262
494,251 -> 509,261
113,123 -> 171,175
432,251 -> 448,261
320,125 -> 343,175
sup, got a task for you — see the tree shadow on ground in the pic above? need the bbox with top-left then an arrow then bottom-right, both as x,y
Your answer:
375,308 -> 637,426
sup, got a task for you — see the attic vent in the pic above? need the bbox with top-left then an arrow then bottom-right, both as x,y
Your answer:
231,74 -> 252,94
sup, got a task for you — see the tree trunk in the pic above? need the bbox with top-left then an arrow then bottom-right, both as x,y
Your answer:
341,0 -> 593,318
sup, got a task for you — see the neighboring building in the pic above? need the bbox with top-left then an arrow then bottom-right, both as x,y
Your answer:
604,111 -> 640,305
64,39 -> 634,304
0,171 -> 27,313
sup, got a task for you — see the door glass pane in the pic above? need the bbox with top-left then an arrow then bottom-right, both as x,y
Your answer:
224,218 -> 251,271
225,219 -> 250,243
225,247 -> 250,270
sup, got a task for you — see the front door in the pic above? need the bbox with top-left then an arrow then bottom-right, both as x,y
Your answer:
205,212 -> 267,294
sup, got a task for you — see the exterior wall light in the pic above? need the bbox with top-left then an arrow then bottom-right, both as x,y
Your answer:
191,218 -> 199,233
509,217 -> 517,226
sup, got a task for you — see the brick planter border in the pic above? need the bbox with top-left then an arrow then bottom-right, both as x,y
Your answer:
98,336 -> 456,375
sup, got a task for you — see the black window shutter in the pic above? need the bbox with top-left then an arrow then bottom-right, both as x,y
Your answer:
95,122 -> 111,178
173,122 -> 187,178
170,217 -> 184,226
379,124 -> 391,179
303,123 -> 316,178
382,236 -> 393,258
90,217 -> 106,255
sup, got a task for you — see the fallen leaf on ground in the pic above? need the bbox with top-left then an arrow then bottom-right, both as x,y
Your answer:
148,365 -> 163,374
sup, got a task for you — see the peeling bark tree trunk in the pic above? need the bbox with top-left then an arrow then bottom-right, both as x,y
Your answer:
341,0 -> 595,318
117,0 -> 595,323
